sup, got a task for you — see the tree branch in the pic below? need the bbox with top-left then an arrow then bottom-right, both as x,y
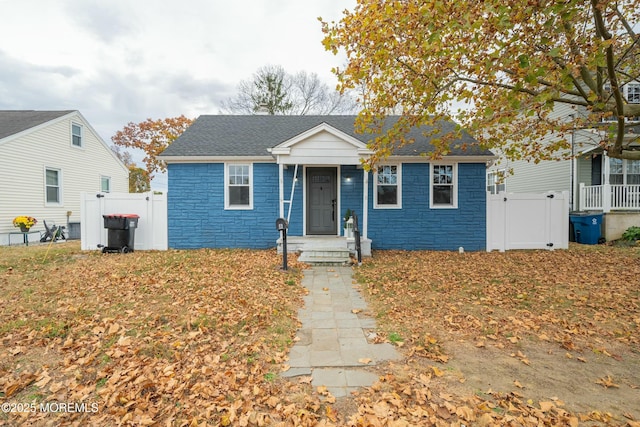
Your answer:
592,0 -> 626,155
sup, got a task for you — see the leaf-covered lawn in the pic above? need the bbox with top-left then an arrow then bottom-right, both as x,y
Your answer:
353,244 -> 640,426
0,243 -> 325,426
1,243 -> 639,426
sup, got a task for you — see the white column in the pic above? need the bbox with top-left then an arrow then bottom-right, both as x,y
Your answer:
278,162 -> 284,218
602,153 -> 611,213
362,169 -> 368,239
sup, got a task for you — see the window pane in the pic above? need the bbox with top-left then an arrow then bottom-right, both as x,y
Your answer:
377,165 -> 397,185
46,186 -> 59,203
72,124 -> 82,146
46,169 -> 59,186
626,160 -> 640,174
627,160 -> 640,184
229,165 -> 249,185
377,185 -> 397,205
433,165 -> 453,184
610,158 -> 623,174
433,185 -> 452,205
101,177 -> 110,192
628,84 -> 640,104
229,186 -> 250,205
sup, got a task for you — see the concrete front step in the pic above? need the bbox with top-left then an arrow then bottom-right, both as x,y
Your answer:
298,248 -> 351,265
277,236 -> 373,257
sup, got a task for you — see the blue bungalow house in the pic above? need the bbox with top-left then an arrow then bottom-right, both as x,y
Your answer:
159,115 -> 495,255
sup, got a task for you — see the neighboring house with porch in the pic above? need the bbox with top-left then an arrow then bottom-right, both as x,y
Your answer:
159,115 -> 495,257
487,82 -> 640,240
0,110 -> 129,245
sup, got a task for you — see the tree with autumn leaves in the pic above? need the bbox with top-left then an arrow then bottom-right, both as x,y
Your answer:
321,0 -> 640,166
111,115 -> 194,178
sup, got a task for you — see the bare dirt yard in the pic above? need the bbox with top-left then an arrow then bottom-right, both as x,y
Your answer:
0,242 -> 638,426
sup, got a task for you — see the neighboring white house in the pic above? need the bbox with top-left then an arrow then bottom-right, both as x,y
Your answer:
488,82 -> 640,240
0,110 -> 129,245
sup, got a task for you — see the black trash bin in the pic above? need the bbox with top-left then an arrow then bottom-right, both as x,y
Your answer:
101,214 -> 139,253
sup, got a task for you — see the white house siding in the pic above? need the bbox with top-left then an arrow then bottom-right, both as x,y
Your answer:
286,130 -> 363,165
488,102 -> 601,196
500,158 -> 571,194
0,112 -> 128,242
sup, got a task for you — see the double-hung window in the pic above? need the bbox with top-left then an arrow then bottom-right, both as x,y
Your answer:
101,176 -> 111,193
611,158 -> 640,185
374,165 -> 401,208
609,158 -> 624,184
45,168 -> 61,205
431,164 -> 457,208
71,123 -> 83,147
225,163 -> 252,209
487,170 -> 506,194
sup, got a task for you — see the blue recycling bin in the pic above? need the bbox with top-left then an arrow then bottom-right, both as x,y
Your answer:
569,213 -> 603,244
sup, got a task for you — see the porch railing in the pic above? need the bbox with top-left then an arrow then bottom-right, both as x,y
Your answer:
580,183 -> 640,212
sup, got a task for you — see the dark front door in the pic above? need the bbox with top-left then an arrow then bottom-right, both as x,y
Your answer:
307,167 -> 337,235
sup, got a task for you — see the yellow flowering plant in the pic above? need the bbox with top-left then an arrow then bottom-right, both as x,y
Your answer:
13,216 -> 38,229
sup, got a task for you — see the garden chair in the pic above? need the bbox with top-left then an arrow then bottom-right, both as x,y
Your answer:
39,221 -> 66,243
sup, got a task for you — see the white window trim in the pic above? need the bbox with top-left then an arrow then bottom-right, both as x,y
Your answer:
430,163 -> 458,209
487,169 -> 506,195
224,163 -> 253,210
71,122 -> 83,148
627,83 -> 640,104
609,157 -> 640,185
373,164 -> 402,209
44,167 -> 63,206
101,175 -> 111,193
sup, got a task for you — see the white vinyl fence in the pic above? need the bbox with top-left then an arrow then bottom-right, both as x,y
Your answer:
487,191 -> 569,252
81,192 -> 167,251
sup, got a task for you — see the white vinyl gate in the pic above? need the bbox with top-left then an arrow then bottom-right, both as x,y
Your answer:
486,192 -> 569,252
80,192 -> 167,251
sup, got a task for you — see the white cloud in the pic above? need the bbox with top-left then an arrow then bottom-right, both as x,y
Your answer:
0,0 -> 354,189
0,0 -> 352,130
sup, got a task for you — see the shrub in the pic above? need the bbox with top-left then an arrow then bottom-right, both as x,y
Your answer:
621,226 -> 640,241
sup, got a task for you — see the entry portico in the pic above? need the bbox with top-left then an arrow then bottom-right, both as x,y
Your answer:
269,123 -> 372,240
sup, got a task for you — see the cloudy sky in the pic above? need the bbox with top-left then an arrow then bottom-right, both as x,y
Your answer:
0,0 -> 355,187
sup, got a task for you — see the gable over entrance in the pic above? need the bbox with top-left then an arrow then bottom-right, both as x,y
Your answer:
269,123 -> 372,165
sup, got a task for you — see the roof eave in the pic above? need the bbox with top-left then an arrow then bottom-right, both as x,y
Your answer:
389,154 -> 497,163
161,155 -> 275,163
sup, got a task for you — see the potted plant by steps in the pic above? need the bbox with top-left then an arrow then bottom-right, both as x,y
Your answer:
343,209 -> 354,238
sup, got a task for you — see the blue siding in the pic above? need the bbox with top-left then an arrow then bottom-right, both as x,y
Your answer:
283,166 -> 303,236
367,163 -> 486,251
167,163 -> 280,249
167,161 -> 487,251
340,165 -> 364,224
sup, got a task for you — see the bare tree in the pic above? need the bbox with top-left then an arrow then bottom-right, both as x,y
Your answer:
221,65 -> 357,115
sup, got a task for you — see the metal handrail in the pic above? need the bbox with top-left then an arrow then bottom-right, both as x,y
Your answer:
352,211 -> 362,265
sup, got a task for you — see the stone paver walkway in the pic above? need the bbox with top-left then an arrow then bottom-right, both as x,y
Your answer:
282,266 -> 401,397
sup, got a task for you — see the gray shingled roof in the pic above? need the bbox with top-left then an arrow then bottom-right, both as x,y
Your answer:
0,110 -> 75,140
160,115 -> 494,158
